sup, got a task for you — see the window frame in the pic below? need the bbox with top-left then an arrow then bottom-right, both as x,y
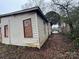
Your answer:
4,25 -> 8,38
0,27 -> 2,39
0,18 -> 1,23
23,18 -> 33,38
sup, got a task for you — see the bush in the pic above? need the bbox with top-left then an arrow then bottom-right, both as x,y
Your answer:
63,28 -> 79,49
74,38 -> 79,49
63,32 -> 76,41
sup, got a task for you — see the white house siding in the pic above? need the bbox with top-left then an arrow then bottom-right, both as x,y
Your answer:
37,14 -> 49,47
48,23 -> 52,35
0,22 -> 2,42
1,12 -> 40,48
1,16 -> 11,44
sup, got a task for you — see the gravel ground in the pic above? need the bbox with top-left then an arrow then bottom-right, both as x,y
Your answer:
0,33 -> 79,59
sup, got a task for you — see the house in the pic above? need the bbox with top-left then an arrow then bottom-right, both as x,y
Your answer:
0,7 -> 52,49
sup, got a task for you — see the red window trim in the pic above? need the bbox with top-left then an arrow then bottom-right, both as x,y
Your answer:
23,18 -> 33,38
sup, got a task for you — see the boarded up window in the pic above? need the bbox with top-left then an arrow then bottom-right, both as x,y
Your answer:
0,18 -> 1,23
0,28 -> 2,39
23,18 -> 33,38
4,25 -> 8,38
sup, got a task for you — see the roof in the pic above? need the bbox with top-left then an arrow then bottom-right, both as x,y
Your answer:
0,6 -> 48,22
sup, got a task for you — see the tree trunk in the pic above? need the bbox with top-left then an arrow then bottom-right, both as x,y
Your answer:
66,9 -> 73,33
69,23 -> 73,33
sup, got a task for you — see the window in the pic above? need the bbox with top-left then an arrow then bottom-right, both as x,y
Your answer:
0,28 -> 2,39
23,18 -> 33,38
0,18 -> 1,23
4,25 -> 8,38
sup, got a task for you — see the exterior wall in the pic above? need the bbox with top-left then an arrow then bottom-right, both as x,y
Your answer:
0,12 -> 51,48
1,17 -> 10,44
37,14 -> 49,47
1,12 -> 40,48
48,23 -> 52,35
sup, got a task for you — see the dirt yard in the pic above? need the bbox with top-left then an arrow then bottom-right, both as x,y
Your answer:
0,33 -> 79,59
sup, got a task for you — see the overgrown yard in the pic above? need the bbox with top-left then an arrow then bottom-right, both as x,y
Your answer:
0,34 -> 79,59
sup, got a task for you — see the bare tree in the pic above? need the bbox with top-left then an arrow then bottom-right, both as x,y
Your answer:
52,0 -> 74,33
22,0 -> 34,9
22,0 -> 56,14
22,0 -> 45,11
52,0 -> 73,15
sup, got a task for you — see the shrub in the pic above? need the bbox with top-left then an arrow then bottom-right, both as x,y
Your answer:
73,38 -> 79,49
63,26 -> 79,49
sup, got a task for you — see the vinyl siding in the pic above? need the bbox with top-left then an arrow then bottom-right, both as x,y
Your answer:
0,12 -> 51,48
37,14 -> 49,47
1,16 -> 10,44
1,12 -> 40,48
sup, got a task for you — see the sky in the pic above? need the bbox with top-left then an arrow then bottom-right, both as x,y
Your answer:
0,0 -> 51,14
0,0 -> 79,14
0,0 -> 27,14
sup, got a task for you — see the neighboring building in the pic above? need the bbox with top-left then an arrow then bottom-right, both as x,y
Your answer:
52,24 -> 59,33
60,22 -> 70,33
0,7 -> 52,49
